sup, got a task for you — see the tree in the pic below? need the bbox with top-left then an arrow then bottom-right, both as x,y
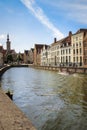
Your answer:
7,54 -> 13,63
16,53 -> 22,64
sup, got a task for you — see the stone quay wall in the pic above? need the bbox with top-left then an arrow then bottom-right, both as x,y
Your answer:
30,65 -> 87,74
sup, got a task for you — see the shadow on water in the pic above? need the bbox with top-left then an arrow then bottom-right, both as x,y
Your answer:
41,74 -> 87,130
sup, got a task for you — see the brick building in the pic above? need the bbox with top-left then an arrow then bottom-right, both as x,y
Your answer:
34,44 -> 44,65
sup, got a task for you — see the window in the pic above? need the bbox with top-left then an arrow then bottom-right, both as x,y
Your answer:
80,56 -> 82,62
63,56 -> 64,62
76,43 -> 78,47
69,49 -> 71,54
69,56 -> 71,62
61,50 -> 62,55
66,49 -> 68,54
79,42 -> 81,47
73,49 -> 75,54
79,36 -> 82,40
76,37 -> 78,41
73,57 -> 75,62
66,56 -> 68,62
57,51 -> 59,55
80,48 -> 82,54
77,57 -> 78,62
61,57 -> 62,63
76,49 -> 78,54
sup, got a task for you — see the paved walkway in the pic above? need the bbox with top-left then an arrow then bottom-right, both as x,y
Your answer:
0,89 -> 36,130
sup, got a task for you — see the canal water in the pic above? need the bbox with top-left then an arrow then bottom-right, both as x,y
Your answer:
0,67 -> 87,130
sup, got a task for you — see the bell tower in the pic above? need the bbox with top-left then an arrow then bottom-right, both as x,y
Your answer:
6,34 -> 11,53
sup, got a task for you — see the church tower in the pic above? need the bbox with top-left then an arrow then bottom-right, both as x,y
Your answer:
6,34 -> 11,53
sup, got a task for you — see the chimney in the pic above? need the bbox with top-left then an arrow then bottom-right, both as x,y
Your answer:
54,38 -> 57,43
69,31 -> 72,37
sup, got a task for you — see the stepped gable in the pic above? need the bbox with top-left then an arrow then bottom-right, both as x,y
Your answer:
24,50 -> 29,55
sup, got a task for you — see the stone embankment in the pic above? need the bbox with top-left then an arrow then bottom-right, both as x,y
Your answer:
0,65 -> 36,130
30,65 -> 87,74
0,89 -> 36,130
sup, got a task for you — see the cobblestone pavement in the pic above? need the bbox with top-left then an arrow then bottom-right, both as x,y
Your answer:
0,89 -> 36,130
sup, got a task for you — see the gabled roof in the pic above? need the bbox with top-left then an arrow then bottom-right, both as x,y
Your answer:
51,38 -> 64,46
35,44 -> 44,49
51,36 -> 71,47
24,50 -> 29,55
76,29 -> 87,34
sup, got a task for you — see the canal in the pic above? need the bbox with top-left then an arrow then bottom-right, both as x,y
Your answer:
0,67 -> 87,130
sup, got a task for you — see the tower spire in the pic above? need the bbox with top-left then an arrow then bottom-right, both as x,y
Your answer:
6,33 -> 11,53
7,34 -> 9,41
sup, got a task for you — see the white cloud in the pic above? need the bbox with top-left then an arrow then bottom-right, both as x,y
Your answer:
44,0 -> 87,24
20,0 -> 64,39
0,34 -> 6,40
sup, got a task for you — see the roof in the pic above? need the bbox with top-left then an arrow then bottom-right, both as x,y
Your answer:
24,50 -> 29,55
35,44 -> 44,49
51,36 -> 71,47
76,29 -> 87,33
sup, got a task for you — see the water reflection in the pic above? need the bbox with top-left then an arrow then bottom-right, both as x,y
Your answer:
1,68 -> 87,130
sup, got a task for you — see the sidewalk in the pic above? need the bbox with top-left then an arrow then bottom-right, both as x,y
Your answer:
0,89 -> 36,130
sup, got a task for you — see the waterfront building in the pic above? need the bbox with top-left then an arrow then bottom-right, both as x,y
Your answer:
24,50 -> 29,64
83,31 -> 87,67
50,38 -> 63,66
50,33 -> 72,67
71,29 -> 87,67
0,46 -> 4,66
47,46 -> 51,66
28,48 -> 34,64
34,44 -> 44,65
40,29 -> 87,68
41,45 -> 50,66
60,31 -> 72,67
24,48 -> 34,64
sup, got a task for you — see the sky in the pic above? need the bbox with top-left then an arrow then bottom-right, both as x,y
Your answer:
0,0 -> 87,53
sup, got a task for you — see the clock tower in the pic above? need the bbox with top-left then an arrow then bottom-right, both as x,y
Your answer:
6,34 -> 11,53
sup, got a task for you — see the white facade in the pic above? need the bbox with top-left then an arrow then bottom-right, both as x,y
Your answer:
41,40 -> 72,67
40,29 -> 87,67
50,43 -> 61,66
41,45 -> 50,66
71,32 -> 83,67
60,43 -> 72,67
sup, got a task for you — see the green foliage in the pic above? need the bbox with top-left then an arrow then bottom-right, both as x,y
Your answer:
7,54 -> 13,63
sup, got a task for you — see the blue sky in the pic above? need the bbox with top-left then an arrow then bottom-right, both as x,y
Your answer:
0,0 -> 87,52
